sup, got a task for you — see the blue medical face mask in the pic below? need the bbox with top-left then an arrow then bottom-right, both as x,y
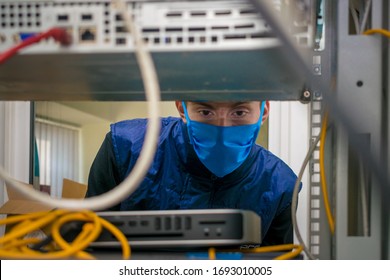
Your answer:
182,101 -> 265,177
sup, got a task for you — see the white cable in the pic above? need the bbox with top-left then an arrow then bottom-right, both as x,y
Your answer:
350,6 -> 361,34
359,0 -> 372,34
0,0 -> 161,211
350,0 -> 372,35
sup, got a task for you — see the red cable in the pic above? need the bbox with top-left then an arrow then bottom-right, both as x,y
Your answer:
0,27 -> 72,64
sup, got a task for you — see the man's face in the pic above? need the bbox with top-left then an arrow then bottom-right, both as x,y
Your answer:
181,101 -> 262,127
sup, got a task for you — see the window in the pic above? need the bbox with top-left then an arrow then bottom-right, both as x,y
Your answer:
35,119 -> 80,198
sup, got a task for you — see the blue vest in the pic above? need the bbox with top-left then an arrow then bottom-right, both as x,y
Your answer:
110,117 -> 298,240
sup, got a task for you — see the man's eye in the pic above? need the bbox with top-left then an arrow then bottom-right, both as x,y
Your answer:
233,111 -> 247,117
199,110 -> 212,116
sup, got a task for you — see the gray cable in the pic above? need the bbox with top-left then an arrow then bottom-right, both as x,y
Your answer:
291,133 -> 320,260
358,157 -> 370,236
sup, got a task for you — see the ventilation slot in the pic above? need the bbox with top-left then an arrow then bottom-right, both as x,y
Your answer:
110,220 -> 125,227
215,10 -> 232,16
190,11 -> 206,17
250,32 -> 274,38
234,23 -> 255,30
174,217 -> 181,230
81,14 -> 93,21
166,12 -> 182,17
142,28 -> 160,33
224,34 -> 246,40
57,14 -> 69,22
165,27 -> 183,32
211,26 -> 229,30
164,217 -> 172,230
184,217 -> 192,230
188,27 -> 206,32
240,9 -> 257,15
155,217 -> 161,230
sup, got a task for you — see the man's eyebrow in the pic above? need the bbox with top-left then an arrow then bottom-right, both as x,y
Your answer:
194,102 -> 252,108
193,102 -> 214,109
228,102 -> 253,109
233,102 -> 252,107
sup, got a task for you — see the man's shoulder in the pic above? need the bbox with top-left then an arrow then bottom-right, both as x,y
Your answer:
111,117 -> 181,132
252,145 -> 297,177
110,117 -> 184,149
109,117 -> 183,161
252,144 -> 280,162
250,146 -> 299,204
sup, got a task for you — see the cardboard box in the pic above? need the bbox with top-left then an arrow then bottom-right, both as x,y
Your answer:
0,178 -> 87,215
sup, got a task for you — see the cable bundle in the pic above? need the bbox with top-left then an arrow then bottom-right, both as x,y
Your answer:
0,209 -> 130,260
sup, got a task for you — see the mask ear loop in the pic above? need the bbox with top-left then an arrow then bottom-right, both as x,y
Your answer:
182,101 -> 195,144
182,101 -> 192,124
249,101 -> 266,144
259,101 -> 266,126
253,101 -> 266,138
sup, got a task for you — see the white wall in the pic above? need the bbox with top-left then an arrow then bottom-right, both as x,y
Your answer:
113,101 -> 179,122
0,101 -> 31,236
81,122 -> 111,184
268,101 -> 310,247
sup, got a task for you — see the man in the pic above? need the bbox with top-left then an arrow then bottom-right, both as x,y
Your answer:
87,101 -> 299,246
